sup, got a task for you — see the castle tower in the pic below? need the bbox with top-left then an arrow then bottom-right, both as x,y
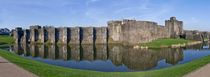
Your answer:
107,21 -> 122,43
165,17 -> 183,38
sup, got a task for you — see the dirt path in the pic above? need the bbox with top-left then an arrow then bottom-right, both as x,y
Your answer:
184,63 -> 210,77
0,56 -> 38,77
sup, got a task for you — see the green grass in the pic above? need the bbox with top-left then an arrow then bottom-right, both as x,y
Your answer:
0,35 -> 15,45
140,38 -> 193,48
0,49 -> 210,77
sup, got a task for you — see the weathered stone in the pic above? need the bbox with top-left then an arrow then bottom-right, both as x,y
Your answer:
58,27 -> 69,44
47,26 -> 56,44
39,27 -> 47,43
14,27 -> 23,44
30,25 -> 41,43
21,29 -> 30,44
108,19 -> 170,45
12,17 -> 198,45
165,17 -> 183,38
69,27 -> 80,44
81,27 -> 94,44
95,27 -> 107,44
108,21 -> 122,43
184,30 -> 204,41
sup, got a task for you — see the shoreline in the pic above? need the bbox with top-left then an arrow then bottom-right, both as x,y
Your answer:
134,41 -> 203,49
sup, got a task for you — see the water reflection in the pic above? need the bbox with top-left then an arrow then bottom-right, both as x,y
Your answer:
9,43 -> 210,72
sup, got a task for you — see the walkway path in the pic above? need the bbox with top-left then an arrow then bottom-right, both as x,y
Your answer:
0,56 -> 38,77
184,63 -> 210,77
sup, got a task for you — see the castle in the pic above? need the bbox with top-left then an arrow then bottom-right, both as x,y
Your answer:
12,17 -> 208,45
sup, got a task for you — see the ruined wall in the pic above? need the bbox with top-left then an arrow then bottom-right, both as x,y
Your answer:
47,27 -> 56,44
13,27 -> 23,44
81,27 -> 94,44
184,30 -> 204,41
108,20 -> 170,45
69,27 -> 80,44
95,27 -> 107,44
58,27 -> 69,44
39,27 -> 48,43
108,21 -> 122,43
15,17 -> 185,45
30,26 -> 41,43
21,29 -> 30,44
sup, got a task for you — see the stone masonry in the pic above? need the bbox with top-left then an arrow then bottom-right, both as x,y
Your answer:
81,27 -> 94,44
95,27 -> 107,44
69,27 -> 80,44
165,17 -> 183,38
12,17 -> 206,45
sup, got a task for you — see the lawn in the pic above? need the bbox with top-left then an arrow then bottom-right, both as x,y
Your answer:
0,35 -> 14,45
0,35 -> 210,77
140,38 -> 193,48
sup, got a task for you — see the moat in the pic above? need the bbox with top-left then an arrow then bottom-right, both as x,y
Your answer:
1,42 -> 210,72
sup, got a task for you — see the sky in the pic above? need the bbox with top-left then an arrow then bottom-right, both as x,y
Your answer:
0,0 -> 210,31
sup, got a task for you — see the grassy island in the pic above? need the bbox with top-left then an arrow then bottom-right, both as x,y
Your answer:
140,38 -> 196,48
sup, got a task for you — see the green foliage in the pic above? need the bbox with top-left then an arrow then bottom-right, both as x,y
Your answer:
140,38 -> 193,48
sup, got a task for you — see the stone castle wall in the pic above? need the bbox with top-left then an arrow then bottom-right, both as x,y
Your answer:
13,17 -> 185,45
108,17 -> 183,45
108,20 -> 170,45
165,17 -> 183,38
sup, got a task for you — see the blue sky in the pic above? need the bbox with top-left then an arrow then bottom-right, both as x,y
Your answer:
0,0 -> 209,31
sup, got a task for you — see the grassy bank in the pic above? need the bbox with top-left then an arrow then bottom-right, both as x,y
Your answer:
0,35 -> 14,45
140,38 -> 194,48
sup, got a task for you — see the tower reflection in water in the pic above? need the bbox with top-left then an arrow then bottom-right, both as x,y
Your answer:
11,44 -> 184,72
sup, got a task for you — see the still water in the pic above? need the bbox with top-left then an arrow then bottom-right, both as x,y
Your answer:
4,43 -> 210,72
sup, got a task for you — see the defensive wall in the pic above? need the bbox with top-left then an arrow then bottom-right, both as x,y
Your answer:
12,17 -> 207,45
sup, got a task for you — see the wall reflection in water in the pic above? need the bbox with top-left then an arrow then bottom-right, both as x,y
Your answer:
11,44 -> 194,71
